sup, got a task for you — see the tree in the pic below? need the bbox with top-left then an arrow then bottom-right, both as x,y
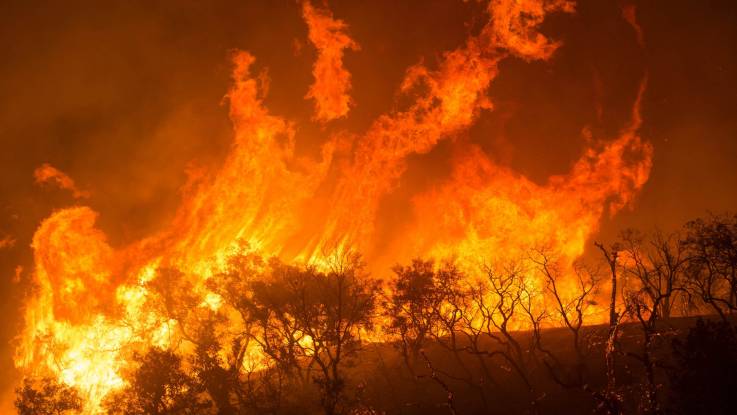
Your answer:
386,259 -> 460,371
386,259 -> 478,413
188,323 -> 239,415
245,252 -> 378,415
145,267 -> 202,343
669,319 -> 737,414
532,250 -> 599,387
208,251 -> 295,414
683,213 -> 737,320
594,241 -> 625,415
468,261 -> 537,395
15,377 -> 83,415
595,242 -> 621,329
104,348 -> 211,415
620,229 -> 688,321
618,229 -> 689,414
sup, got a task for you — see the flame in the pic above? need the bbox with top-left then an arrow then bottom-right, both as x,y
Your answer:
488,0 -> 575,60
303,0 -> 359,122
34,163 -> 90,199
402,81 -> 652,268
15,1 -> 653,412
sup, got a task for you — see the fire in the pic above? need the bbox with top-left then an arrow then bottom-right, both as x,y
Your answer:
302,0 -> 359,122
15,0 -> 652,412
33,164 -> 90,199
405,80 -> 652,270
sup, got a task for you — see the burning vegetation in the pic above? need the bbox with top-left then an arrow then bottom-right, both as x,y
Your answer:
9,1 -> 737,414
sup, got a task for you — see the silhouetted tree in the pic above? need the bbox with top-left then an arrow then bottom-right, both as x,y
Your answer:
104,348 -> 211,415
669,319 -> 737,414
595,241 -> 625,415
620,229 -> 688,321
146,265 -> 245,414
529,249 -> 629,415
15,377 -> 82,415
618,229 -> 689,414
208,251 -> 295,414
532,250 -> 599,388
386,259 -> 442,371
683,213 -> 737,320
189,323 -> 239,415
387,259 -> 480,412
246,251 -> 378,415
468,261 -> 537,395
595,242 -> 622,329
386,260 -> 465,371
145,267 -> 203,343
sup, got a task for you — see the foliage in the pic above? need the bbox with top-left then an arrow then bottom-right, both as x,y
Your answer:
104,348 -> 211,415
668,319 -> 737,415
15,377 -> 82,415
15,213 -> 737,414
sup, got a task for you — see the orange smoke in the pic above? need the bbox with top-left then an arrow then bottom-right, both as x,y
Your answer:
303,0 -> 359,122
15,0 -> 653,412
622,4 -> 645,48
0,234 -> 15,250
34,163 -> 90,199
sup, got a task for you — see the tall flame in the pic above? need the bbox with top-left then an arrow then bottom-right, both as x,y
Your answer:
403,80 -> 652,268
15,1 -> 653,412
303,0 -> 359,122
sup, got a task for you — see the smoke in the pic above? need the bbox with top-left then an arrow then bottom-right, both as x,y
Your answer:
0,235 -> 15,250
621,3 -> 645,48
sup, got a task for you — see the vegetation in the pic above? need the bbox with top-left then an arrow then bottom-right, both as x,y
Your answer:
15,213 -> 737,414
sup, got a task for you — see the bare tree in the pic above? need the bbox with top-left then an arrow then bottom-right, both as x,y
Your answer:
594,241 -> 625,414
595,242 -> 621,329
618,229 -> 691,414
470,262 -> 536,393
683,213 -> 737,320
528,248 -> 640,415
620,229 -> 689,321
532,250 -> 598,388
623,290 -> 661,415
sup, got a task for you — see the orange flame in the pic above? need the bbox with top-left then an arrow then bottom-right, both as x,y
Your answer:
303,0 -> 359,122
403,80 -> 652,269
34,163 -> 90,199
15,1 -> 653,412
